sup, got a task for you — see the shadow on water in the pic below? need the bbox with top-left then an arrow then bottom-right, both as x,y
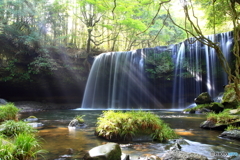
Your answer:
19,109 -> 240,160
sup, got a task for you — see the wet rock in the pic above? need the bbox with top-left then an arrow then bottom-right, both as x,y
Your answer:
67,148 -> 74,155
24,116 -> 38,122
122,154 -> 130,160
27,122 -> 44,128
194,92 -> 212,104
200,120 -> 227,130
83,143 -> 121,160
175,138 -> 189,145
219,129 -> 240,140
170,142 -> 182,151
68,119 -> 87,129
206,102 -> 224,113
145,155 -> 161,160
0,98 -> 7,104
162,150 -> 208,160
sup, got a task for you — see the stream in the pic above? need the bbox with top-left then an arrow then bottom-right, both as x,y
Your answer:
19,109 -> 240,160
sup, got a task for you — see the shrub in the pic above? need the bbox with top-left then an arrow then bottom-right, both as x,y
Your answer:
0,103 -> 20,122
207,112 -> 237,124
74,115 -> 85,123
14,133 -> 47,160
226,125 -> 240,131
96,110 -> 178,142
0,120 -> 37,137
0,135 -> 15,160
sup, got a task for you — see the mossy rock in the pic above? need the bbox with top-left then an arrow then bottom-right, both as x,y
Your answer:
229,109 -> 240,115
194,92 -> 212,104
222,83 -> 240,109
183,102 -> 223,114
95,110 -> 178,142
205,102 -> 224,113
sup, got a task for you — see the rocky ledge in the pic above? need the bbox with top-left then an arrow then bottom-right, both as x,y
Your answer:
219,129 -> 240,140
14,101 -> 79,113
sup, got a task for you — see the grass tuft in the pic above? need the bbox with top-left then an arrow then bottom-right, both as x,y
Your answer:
0,103 -> 20,122
96,110 -> 178,142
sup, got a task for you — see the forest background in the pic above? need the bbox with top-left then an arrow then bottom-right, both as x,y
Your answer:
0,0 -> 238,104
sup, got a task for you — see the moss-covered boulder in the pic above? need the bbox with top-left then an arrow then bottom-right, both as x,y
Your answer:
194,92 -> 213,104
222,83 -> 240,108
200,111 -> 240,130
83,143 -> 121,160
95,110 -> 178,142
183,102 -> 224,114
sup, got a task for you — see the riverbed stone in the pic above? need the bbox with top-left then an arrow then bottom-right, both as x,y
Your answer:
161,150 -> 208,160
194,92 -> 212,104
219,129 -> 240,140
200,120 -> 227,130
27,122 -> 44,128
68,119 -> 87,128
83,143 -> 121,160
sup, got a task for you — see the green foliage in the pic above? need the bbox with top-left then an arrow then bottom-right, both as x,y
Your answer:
0,135 -> 15,160
0,120 -> 37,137
207,112 -> 238,124
145,51 -> 174,79
222,83 -> 240,108
14,133 -> 47,160
96,110 -> 178,142
28,116 -> 37,119
28,54 -> 58,74
0,103 -> 20,122
0,130 -> 46,160
74,115 -> 85,123
226,125 -> 240,131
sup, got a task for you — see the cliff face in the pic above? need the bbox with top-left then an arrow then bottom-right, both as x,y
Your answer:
0,46 -> 90,104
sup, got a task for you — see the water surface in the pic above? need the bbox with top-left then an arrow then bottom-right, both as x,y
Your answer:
20,109 -> 240,160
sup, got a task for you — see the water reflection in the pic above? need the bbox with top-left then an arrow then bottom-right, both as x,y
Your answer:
20,109 -> 240,160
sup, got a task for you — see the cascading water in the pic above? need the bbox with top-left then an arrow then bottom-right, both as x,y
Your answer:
171,32 -> 233,108
81,32 -> 233,109
81,49 -> 163,109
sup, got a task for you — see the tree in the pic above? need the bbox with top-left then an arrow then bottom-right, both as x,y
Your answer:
164,0 -> 240,101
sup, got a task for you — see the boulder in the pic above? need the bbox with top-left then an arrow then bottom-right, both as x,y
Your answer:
222,83 -> 240,108
83,143 -> 122,160
68,119 -> 87,129
27,122 -> 44,128
0,98 -> 7,105
25,117 -> 38,122
194,92 -> 212,104
205,102 -> 224,113
162,150 -> 208,160
200,120 -> 227,130
219,129 -> 240,140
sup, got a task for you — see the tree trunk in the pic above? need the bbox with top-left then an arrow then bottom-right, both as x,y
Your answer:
86,28 -> 92,54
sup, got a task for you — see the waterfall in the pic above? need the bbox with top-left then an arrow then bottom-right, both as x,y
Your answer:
81,49 -> 163,109
81,32 -> 233,109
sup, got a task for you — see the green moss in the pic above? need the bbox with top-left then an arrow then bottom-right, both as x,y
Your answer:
222,83 -> 240,108
207,112 -> 239,124
226,125 -> 240,131
28,116 -> 37,119
183,103 -> 224,113
96,110 -> 178,142
74,115 -> 85,123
